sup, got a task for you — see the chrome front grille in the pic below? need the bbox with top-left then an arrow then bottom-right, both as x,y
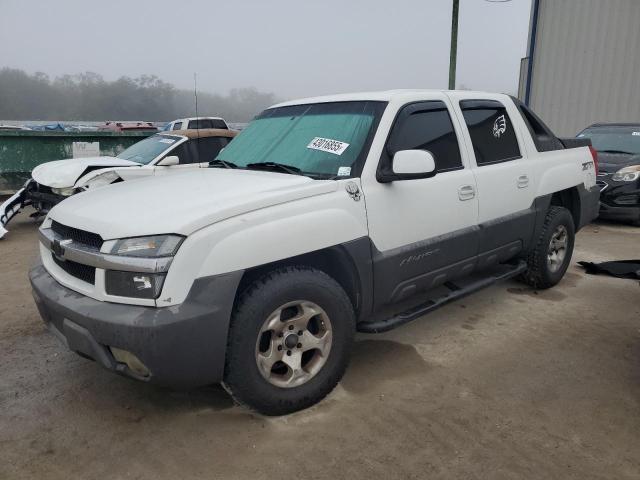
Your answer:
46,221 -> 102,285
52,253 -> 96,284
51,220 -> 103,250
596,180 -> 608,192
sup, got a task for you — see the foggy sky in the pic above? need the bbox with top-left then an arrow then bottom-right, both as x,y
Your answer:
0,0 -> 532,100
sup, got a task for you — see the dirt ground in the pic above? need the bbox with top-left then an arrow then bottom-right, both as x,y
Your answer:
1,209 -> 639,480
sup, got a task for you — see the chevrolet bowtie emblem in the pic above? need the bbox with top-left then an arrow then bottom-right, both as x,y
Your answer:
52,238 -> 72,259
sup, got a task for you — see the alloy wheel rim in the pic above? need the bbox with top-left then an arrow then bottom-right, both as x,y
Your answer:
547,225 -> 568,273
255,300 -> 332,388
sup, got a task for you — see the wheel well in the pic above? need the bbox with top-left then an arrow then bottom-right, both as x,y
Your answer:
236,247 -> 361,315
550,187 -> 580,227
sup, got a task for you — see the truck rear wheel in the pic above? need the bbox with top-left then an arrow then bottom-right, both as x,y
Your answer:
222,266 -> 355,415
519,206 -> 575,289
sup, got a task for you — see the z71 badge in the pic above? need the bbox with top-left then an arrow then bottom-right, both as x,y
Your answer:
582,161 -> 594,171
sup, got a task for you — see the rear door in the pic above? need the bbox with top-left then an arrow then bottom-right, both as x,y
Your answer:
449,95 -> 536,267
362,97 -> 479,307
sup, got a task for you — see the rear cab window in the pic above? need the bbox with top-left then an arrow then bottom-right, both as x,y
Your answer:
383,101 -> 464,173
460,100 -> 521,166
188,119 -> 228,129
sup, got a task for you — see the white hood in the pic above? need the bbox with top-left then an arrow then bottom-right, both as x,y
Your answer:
31,156 -> 141,188
48,169 -> 337,239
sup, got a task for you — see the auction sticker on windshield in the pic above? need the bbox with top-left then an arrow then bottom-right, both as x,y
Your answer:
159,138 -> 176,144
307,137 -> 349,155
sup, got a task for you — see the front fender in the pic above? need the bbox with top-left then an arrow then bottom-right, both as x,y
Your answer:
157,182 -> 368,306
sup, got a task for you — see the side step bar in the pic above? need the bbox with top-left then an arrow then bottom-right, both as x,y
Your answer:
358,261 -> 527,334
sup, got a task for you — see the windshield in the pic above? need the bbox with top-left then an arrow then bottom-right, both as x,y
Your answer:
116,135 -> 182,164
579,126 -> 640,155
215,101 -> 386,178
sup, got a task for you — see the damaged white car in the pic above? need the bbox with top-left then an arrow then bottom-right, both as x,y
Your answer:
0,128 -> 236,239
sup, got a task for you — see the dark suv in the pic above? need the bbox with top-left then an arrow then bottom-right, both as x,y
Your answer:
578,123 -> 640,225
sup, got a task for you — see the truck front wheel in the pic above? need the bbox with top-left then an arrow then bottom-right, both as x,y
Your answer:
223,266 -> 355,415
519,206 -> 575,289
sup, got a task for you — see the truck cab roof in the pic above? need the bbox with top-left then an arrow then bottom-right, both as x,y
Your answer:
271,89 -> 502,108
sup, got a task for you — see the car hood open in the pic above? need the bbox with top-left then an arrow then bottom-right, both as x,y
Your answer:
47,168 -> 337,239
31,156 -> 141,188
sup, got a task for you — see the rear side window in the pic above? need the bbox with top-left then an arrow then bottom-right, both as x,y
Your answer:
172,122 -> 183,130
386,101 -> 463,172
188,119 -> 228,129
460,100 -> 521,166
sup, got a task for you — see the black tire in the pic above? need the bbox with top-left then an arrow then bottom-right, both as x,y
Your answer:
222,266 -> 355,415
518,206 -> 575,289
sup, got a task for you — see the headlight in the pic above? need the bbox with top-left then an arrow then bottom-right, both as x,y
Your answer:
105,234 -> 183,298
51,186 -> 76,196
82,171 -> 121,190
105,270 -> 166,299
612,165 -> 640,182
110,235 -> 183,257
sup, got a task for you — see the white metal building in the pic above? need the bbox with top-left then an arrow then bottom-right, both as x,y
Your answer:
519,0 -> 640,136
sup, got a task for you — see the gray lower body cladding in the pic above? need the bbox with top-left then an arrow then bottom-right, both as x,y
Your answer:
578,184 -> 601,228
29,263 -> 243,388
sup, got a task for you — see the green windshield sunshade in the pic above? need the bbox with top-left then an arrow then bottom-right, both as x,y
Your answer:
217,102 -> 383,177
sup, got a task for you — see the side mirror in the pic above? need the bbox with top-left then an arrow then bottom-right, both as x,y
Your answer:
382,150 -> 436,182
157,155 -> 179,167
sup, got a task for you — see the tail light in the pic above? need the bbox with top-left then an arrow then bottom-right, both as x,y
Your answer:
589,145 -> 599,175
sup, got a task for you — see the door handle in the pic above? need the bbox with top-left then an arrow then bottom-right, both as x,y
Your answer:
458,185 -> 476,201
517,174 -> 530,188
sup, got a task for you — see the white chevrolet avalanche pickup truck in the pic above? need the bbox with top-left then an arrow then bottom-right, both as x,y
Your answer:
29,90 -> 600,415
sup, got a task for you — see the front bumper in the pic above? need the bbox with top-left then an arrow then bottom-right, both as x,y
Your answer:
596,176 -> 640,223
0,187 -> 28,239
0,180 -> 66,239
29,263 -> 243,388
598,202 -> 640,222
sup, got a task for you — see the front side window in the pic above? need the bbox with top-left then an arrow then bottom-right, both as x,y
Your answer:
195,136 -> 230,162
216,101 -> 386,178
386,101 -> 463,172
172,122 -> 183,130
116,135 -> 181,164
460,100 -> 521,166
169,141 -> 198,164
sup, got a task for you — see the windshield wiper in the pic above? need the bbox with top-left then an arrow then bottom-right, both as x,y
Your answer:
599,149 -> 634,155
209,159 -> 238,169
246,161 -> 302,175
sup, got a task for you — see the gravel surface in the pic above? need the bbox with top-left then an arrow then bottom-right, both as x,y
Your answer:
1,210 -> 639,479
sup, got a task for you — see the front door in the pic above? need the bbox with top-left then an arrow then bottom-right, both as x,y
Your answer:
361,99 -> 479,307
